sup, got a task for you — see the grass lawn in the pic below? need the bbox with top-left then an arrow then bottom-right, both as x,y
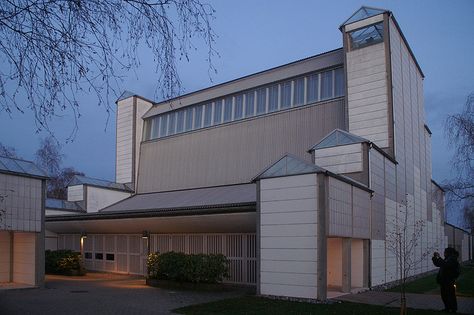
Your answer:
387,263 -> 474,297
173,296 -> 437,315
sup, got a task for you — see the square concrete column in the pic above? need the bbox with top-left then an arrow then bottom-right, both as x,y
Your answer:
342,238 -> 351,293
363,239 -> 370,288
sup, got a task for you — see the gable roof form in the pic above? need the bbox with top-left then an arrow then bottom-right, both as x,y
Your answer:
253,153 -> 372,193
0,155 -> 48,179
309,129 -> 369,151
253,154 -> 325,181
341,6 -> 388,27
68,175 -> 133,192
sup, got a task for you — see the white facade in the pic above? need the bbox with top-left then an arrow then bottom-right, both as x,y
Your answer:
44,6 -> 471,300
0,161 -> 46,287
259,174 -> 319,299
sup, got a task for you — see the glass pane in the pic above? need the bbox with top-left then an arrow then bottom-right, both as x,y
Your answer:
294,78 -> 305,106
168,112 -> 176,135
280,81 -> 291,109
245,91 -> 255,117
234,94 -> 243,120
321,70 -> 333,100
159,115 -> 168,137
268,84 -> 278,112
344,7 -> 385,25
0,157 -> 22,173
306,74 -> 319,103
204,103 -> 212,127
214,100 -> 222,124
151,116 -> 160,139
143,119 -> 152,140
176,110 -> 185,133
185,107 -> 193,131
256,88 -> 266,114
194,105 -> 203,129
14,160 -> 45,177
335,68 -> 345,97
349,22 -> 384,50
223,97 -> 233,122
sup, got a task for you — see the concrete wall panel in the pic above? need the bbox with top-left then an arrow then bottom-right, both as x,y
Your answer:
139,100 -> 344,192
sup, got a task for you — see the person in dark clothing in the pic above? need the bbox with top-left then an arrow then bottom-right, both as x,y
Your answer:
432,247 -> 460,313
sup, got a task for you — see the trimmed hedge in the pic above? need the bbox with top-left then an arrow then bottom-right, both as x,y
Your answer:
147,251 -> 229,284
45,250 -> 86,276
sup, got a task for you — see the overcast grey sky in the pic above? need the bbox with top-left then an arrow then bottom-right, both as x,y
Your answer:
1,1 -> 473,217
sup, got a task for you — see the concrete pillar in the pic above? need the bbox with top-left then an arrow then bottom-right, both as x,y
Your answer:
317,174 -> 328,300
0,231 -> 12,282
363,239 -> 370,288
342,238 -> 351,293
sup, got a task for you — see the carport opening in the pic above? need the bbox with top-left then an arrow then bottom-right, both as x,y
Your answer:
327,237 -> 368,294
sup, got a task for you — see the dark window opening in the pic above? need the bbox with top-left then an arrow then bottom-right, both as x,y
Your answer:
95,253 -> 103,260
106,253 -> 115,261
84,252 -> 92,259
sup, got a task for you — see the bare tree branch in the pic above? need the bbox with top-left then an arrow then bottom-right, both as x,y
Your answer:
444,93 -> 474,228
0,0 -> 217,139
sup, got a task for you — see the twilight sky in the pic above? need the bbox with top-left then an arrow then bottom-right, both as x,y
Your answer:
0,1 -> 473,222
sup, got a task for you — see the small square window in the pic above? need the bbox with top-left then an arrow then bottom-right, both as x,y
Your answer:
95,253 -> 103,260
84,252 -> 92,259
106,253 -> 115,261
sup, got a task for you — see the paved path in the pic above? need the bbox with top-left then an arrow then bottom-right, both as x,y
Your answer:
335,291 -> 474,314
0,273 -> 248,315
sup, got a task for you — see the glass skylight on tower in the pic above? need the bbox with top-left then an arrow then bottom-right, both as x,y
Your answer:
342,6 -> 387,26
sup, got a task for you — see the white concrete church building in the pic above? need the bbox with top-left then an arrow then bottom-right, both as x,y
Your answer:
46,7 -> 471,300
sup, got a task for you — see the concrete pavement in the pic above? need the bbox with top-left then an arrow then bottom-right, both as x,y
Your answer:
0,273 -> 247,315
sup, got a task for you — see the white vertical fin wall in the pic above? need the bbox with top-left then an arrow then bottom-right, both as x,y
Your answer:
314,143 -> 363,174
346,40 -> 389,148
116,97 -> 134,184
58,233 -> 257,285
134,98 -> 153,184
259,174 -> 319,299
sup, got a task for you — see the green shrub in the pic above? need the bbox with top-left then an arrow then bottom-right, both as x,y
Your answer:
147,251 -> 229,284
45,250 -> 86,276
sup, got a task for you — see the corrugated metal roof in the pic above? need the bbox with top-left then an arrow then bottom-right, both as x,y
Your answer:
46,198 -> 85,212
68,175 -> 133,192
253,154 -> 325,180
100,183 -> 256,213
309,129 -> 369,151
0,155 -> 48,179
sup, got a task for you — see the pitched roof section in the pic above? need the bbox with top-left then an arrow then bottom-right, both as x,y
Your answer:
46,198 -> 85,212
100,183 -> 256,213
68,175 -> 133,192
116,90 -> 136,102
253,154 -> 325,181
0,155 -> 48,179
309,129 -> 369,151
342,6 -> 388,26
143,48 -> 344,119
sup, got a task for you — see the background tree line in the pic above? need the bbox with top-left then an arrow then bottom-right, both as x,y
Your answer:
0,137 -> 83,199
